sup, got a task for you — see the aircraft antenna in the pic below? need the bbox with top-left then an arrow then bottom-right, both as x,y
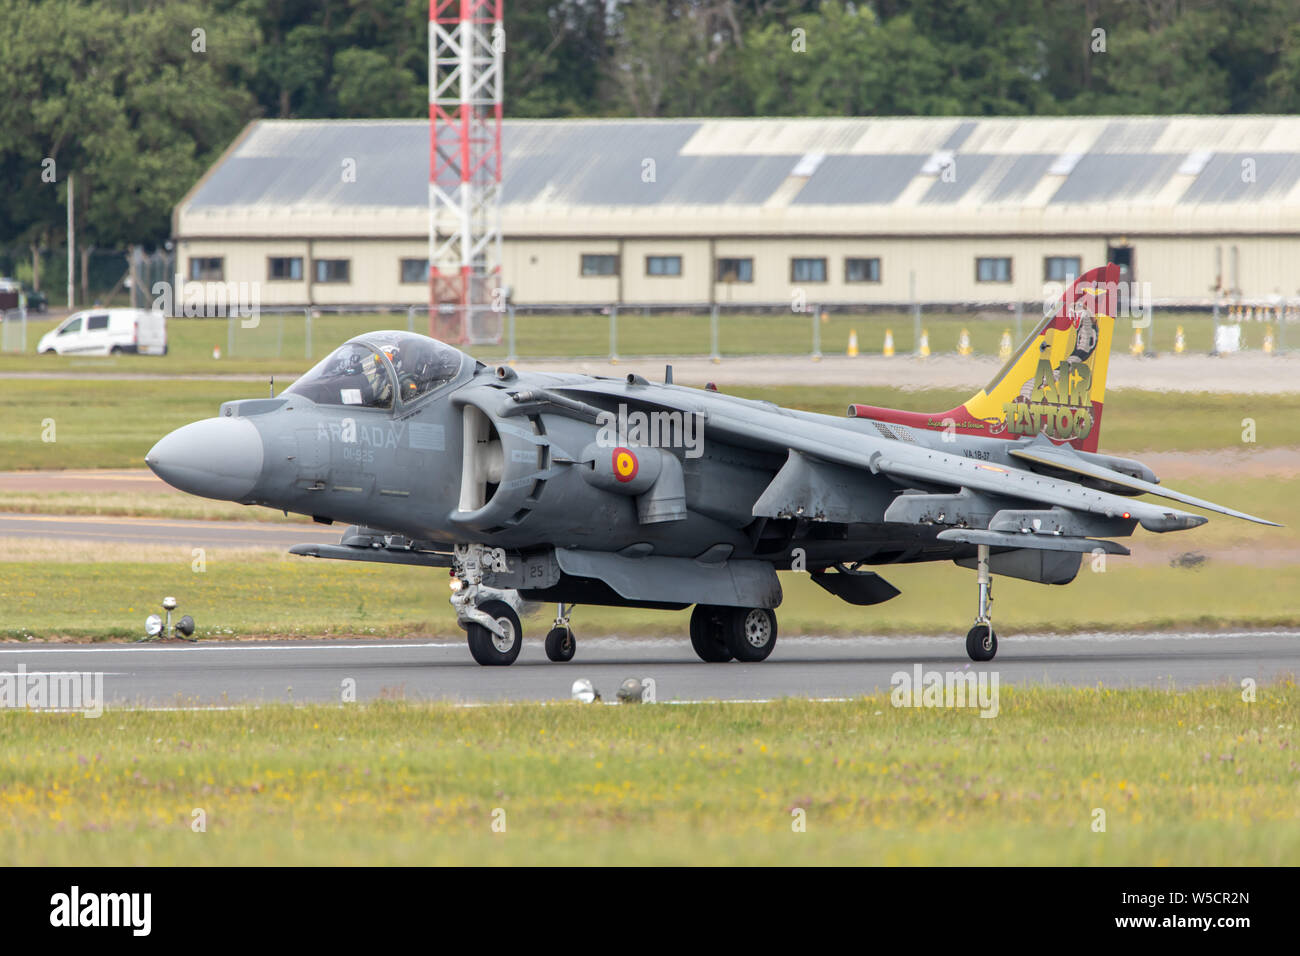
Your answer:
428,0 -> 505,346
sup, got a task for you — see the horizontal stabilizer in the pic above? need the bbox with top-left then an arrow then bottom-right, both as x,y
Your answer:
1008,445 -> 1280,526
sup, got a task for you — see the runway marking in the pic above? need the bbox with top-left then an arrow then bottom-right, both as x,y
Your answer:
0,671 -> 124,676
19,697 -> 861,714
0,642 -> 460,655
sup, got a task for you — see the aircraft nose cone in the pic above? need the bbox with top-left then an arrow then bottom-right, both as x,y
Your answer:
146,417 -> 264,502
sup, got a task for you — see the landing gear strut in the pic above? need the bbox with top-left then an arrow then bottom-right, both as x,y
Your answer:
545,603 -> 577,662
965,543 -> 998,662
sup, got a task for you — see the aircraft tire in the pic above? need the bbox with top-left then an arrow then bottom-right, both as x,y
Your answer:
466,600 -> 523,666
544,626 -> 576,662
724,607 -> 778,663
689,605 -> 733,663
965,624 -> 997,662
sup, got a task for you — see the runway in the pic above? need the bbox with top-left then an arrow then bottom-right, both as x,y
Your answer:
0,512 -> 333,549
2,631 -> 1296,706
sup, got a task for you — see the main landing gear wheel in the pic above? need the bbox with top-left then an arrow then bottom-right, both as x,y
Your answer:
689,605 -> 733,663
545,626 -> 576,662
965,624 -> 997,662
725,607 -> 778,663
465,600 -> 522,666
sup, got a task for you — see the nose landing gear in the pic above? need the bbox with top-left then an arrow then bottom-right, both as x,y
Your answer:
451,543 -> 525,666
965,544 -> 998,662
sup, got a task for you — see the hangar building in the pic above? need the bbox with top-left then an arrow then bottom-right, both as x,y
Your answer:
173,115 -> 1300,309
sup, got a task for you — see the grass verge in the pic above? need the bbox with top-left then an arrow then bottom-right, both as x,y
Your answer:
2,686 -> 1296,865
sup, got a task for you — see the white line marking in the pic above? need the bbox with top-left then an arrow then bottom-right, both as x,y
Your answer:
0,671 -> 123,676
0,642 -> 459,655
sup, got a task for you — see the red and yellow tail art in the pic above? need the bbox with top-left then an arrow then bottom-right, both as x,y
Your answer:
850,263 -> 1120,453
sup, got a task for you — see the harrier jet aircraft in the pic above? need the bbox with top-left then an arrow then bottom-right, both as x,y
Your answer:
147,265 -> 1276,665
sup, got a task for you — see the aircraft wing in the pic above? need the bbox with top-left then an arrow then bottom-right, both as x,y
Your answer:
1006,441 -> 1280,526
544,383 -> 1267,548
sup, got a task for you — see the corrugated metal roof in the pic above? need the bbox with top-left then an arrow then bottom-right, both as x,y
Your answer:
1181,152 -> 1300,203
1047,153 -> 1187,204
789,154 -> 927,204
197,121 -> 428,208
178,116 -> 1300,237
984,154 -> 1056,202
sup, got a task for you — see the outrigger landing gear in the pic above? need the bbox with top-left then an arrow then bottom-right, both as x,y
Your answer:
689,605 -> 778,663
544,603 -> 577,662
965,543 -> 998,662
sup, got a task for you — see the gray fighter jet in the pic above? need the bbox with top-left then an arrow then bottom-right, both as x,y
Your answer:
147,266 -> 1277,665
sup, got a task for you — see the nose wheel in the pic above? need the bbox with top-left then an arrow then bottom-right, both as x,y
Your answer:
966,544 -> 998,662
465,599 -> 523,666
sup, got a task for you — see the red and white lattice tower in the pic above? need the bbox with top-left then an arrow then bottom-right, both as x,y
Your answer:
428,0 -> 503,344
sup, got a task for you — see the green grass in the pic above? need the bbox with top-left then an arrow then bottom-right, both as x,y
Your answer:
2,687 -> 1296,864
3,378 -> 1298,471
0,379 -> 251,470
4,310 -> 1280,376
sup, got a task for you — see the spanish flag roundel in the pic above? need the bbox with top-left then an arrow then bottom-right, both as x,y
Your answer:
613,447 -> 639,483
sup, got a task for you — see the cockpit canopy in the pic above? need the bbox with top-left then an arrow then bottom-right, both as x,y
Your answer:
286,331 -> 468,410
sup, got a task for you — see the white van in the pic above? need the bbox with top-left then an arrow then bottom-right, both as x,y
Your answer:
38,309 -> 167,356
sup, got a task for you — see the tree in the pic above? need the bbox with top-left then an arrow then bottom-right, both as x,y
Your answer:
0,1 -> 259,256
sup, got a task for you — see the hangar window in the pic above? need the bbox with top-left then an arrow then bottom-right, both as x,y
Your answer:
791,257 -> 827,283
189,257 -> 223,281
716,258 -> 753,283
1044,256 -> 1081,282
581,254 -> 618,277
400,258 -> 429,284
286,342 -> 393,410
976,257 -> 1012,283
268,257 -> 303,281
646,255 -> 682,277
315,259 -> 351,284
845,257 -> 881,283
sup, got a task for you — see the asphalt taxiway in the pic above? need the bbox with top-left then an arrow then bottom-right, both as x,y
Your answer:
1,631 -> 1296,706
0,512 -> 333,549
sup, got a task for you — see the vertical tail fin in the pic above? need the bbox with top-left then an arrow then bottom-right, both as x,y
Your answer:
965,264 -> 1119,452
849,264 -> 1121,452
